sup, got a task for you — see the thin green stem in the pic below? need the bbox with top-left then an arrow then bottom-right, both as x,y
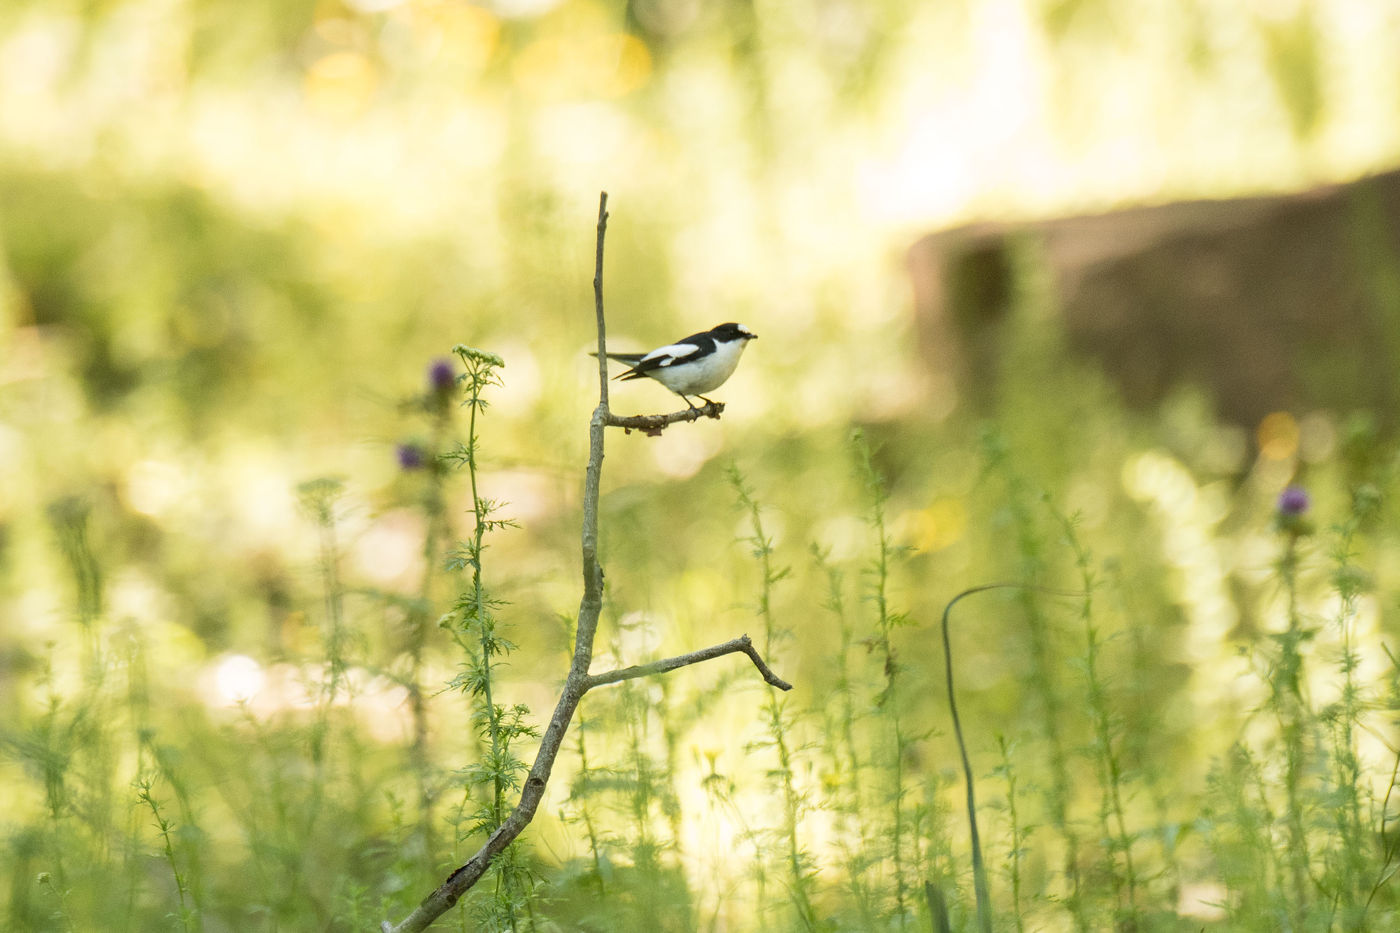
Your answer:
853,433 -> 910,926
995,735 -> 1026,933
466,368 -> 505,827
1277,533 -> 1313,927
1052,507 -> 1139,926
940,582 -> 1085,933
730,466 -> 814,929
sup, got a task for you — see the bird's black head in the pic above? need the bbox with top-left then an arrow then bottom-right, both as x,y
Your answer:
713,322 -> 757,342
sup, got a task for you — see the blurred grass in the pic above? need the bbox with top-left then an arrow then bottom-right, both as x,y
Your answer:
5,1 -> 1400,930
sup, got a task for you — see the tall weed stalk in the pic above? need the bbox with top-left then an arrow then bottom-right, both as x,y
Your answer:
812,545 -> 878,927
980,432 -> 1088,930
993,735 -> 1026,933
1053,507 -> 1140,927
729,466 -> 817,931
1273,511 -> 1315,928
1322,514 -> 1369,927
853,431 -> 917,927
401,357 -> 461,854
440,346 -> 537,929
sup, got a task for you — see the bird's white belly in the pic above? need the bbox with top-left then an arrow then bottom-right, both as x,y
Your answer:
655,346 -> 745,394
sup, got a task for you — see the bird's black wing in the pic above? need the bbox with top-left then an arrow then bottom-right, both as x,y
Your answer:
615,333 -> 714,380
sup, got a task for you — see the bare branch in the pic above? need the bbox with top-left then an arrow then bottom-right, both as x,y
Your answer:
605,401 -> 725,435
587,634 -> 793,691
383,192 -> 792,933
592,194 -> 612,413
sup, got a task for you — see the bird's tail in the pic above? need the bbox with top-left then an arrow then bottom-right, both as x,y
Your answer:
589,351 -> 645,381
588,351 -> 645,364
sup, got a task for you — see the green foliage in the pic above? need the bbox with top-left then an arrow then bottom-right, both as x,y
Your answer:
4,5 -> 1400,930
438,344 -> 539,930
9,332 -> 1400,932
13,257 -> 1400,931
9,217 -> 1400,932
729,466 -> 819,930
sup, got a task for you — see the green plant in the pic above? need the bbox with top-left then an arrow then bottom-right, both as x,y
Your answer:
1052,506 -> 1140,928
437,345 -> 538,929
853,430 -> 918,928
730,465 -> 818,930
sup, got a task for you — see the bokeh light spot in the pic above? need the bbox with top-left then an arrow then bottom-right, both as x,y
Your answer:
1298,410 -> 1338,463
305,51 -> 379,118
514,33 -> 651,100
214,654 -> 265,704
419,2 -> 500,72
124,459 -> 189,517
907,498 -> 966,552
1257,410 -> 1299,460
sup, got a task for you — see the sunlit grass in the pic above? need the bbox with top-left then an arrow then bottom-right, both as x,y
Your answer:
7,318 -> 1400,929
6,1 -> 1400,930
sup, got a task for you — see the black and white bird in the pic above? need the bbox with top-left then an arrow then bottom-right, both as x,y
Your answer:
594,322 -> 757,408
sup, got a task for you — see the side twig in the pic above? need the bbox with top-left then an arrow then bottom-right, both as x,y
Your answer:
606,402 -> 725,435
382,191 -> 790,933
587,634 -> 793,691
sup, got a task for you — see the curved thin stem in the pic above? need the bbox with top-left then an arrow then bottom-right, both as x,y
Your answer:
941,583 -> 1084,933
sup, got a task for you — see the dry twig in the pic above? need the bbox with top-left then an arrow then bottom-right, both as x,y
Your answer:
606,402 -> 725,435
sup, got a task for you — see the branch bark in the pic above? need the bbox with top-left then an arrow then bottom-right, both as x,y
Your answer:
586,634 -> 793,691
383,192 -> 791,933
606,401 -> 725,435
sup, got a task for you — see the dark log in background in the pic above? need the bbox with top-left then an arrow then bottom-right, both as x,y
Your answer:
909,168 -> 1400,433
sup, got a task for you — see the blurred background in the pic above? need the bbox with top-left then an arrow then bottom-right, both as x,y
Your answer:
5,0 -> 1400,930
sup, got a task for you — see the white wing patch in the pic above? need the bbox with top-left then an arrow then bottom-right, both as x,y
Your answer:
643,341 -> 702,366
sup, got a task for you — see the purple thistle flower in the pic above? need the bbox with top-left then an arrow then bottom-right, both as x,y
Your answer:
1277,485 -> 1310,517
428,358 -> 456,395
397,443 -> 426,471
